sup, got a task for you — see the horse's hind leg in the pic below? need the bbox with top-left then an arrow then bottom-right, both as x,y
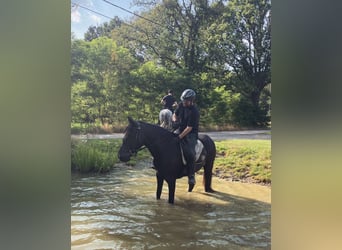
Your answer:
156,172 -> 164,200
167,179 -> 176,204
203,159 -> 215,193
202,137 -> 216,193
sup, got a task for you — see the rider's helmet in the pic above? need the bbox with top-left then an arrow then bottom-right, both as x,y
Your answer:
180,89 -> 196,101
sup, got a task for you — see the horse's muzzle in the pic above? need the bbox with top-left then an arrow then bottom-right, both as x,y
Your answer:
118,147 -> 132,162
118,153 -> 131,162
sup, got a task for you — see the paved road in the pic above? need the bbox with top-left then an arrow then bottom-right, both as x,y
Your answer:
71,130 -> 271,141
201,130 -> 270,140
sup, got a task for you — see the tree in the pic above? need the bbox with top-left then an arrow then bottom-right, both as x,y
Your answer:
114,0 -> 226,111
71,0 -> 272,129
71,37 -> 117,125
72,33 -> 153,126
121,0 -> 216,74
71,37 -> 88,83
206,0 -> 271,125
84,17 -> 123,41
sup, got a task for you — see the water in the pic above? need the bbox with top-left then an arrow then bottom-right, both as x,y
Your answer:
71,163 -> 271,249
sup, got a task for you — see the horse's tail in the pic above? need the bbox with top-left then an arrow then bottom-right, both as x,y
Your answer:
199,134 -> 216,192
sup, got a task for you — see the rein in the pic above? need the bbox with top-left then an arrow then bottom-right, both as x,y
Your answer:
136,146 -> 146,152
129,122 -> 147,156
128,121 -> 171,158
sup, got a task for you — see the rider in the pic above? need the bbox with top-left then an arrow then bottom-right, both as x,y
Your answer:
172,89 -> 199,189
161,89 -> 177,112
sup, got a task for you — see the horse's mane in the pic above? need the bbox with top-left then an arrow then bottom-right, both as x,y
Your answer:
139,121 -> 176,138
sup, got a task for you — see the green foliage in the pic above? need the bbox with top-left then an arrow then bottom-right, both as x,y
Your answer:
204,86 -> 241,126
71,37 -> 142,126
206,0 -> 271,114
231,97 -> 269,127
84,17 -> 123,41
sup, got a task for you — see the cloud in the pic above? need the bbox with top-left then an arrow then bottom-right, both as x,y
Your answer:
88,0 -> 94,7
90,14 -> 101,23
71,8 -> 81,23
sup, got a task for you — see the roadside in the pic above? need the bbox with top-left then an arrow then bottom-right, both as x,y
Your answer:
71,130 -> 271,141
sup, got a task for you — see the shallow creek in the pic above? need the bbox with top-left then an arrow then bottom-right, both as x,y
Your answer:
71,163 -> 271,249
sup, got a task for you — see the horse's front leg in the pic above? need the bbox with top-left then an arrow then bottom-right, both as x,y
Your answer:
156,172 -> 164,200
167,179 -> 176,204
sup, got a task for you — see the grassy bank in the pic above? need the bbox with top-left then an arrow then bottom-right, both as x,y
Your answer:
71,138 -> 271,185
71,139 -> 150,172
214,140 -> 271,185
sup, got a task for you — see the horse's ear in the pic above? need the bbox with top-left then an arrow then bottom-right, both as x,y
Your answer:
128,116 -> 134,124
128,116 -> 139,127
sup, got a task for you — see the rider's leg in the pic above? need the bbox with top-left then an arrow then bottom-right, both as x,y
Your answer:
183,134 -> 197,186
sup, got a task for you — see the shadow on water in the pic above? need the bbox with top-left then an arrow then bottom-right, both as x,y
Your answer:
71,161 -> 271,250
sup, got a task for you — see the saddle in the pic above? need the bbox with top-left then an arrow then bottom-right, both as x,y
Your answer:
180,140 -> 204,165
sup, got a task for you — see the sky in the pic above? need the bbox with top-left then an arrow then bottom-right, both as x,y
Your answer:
71,0 -> 142,39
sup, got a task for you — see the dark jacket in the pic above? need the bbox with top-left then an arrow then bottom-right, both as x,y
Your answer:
174,102 -> 199,138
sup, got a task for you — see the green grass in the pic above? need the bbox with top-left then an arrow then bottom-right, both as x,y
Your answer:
71,138 -> 271,185
71,139 -> 121,173
214,140 -> 271,184
71,122 -> 128,134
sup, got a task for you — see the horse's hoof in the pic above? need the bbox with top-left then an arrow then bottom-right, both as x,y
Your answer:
188,183 -> 195,192
205,187 -> 215,193
188,175 -> 196,185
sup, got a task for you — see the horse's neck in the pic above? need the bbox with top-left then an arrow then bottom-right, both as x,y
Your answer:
141,123 -> 169,158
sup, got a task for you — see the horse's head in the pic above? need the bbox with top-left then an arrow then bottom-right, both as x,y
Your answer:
118,117 -> 144,162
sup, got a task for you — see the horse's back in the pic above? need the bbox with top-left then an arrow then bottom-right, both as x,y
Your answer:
198,134 -> 215,148
198,134 -> 216,159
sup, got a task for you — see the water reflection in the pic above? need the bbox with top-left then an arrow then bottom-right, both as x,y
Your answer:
71,163 -> 271,249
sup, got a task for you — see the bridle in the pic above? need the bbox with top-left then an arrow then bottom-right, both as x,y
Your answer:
125,122 -> 146,157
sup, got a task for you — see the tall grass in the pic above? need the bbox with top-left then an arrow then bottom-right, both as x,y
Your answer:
71,139 -> 121,173
71,138 -> 151,173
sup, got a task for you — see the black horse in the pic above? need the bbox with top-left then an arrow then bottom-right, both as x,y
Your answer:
118,117 -> 216,204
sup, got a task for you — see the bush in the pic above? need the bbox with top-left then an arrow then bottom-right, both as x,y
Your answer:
232,98 -> 269,127
201,86 -> 241,127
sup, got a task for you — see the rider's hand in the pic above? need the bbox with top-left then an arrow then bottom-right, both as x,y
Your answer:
172,121 -> 180,129
174,136 -> 181,143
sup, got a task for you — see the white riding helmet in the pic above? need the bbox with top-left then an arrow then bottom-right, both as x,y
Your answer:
180,89 -> 196,101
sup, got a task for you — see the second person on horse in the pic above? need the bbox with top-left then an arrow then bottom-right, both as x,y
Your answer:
161,89 -> 177,113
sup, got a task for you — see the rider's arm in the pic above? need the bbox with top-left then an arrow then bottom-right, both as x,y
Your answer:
172,101 -> 178,108
172,112 -> 178,122
172,113 -> 176,122
172,102 -> 181,121
178,126 -> 192,139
